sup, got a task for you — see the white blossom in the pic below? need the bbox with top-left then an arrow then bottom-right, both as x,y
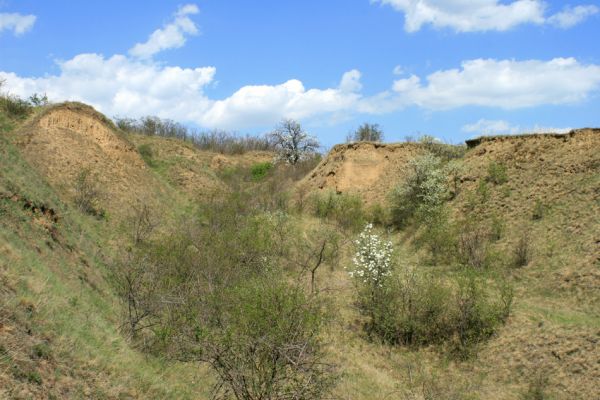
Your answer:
346,224 -> 394,288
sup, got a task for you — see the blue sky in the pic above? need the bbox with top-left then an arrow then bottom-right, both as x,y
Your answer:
1,1 -> 599,146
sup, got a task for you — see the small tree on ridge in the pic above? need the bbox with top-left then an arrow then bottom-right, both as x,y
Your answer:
269,119 -> 320,165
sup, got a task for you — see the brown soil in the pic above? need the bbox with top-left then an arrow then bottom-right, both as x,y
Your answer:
126,133 -> 274,197
13,103 -> 173,216
298,141 -> 426,205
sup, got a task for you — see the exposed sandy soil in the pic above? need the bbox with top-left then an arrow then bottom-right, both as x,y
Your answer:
13,103 -> 165,217
298,142 -> 426,205
127,133 -> 274,198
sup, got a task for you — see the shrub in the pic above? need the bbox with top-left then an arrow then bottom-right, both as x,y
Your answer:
457,224 -> 490,269
347,228 -> 512,354
368,202 -> 389,226
520,371 -> 551,400
513,232 -> 533,267
418,135 -> 466,161
415,210 -> 457,265
490,213 -> 505,242
199,278 -> 336,400
0,93 -> 32,120
476,179 -> 491,203
137,143 -> 154,166
347,224 -> 394,289
250,161 -> 273,181
347,122 -> 384,142
310,190 -> 365,231
391,154 -> 448,227
446,160 -> 465,199
73,169 -> 103,217
532,199 -> 546,220
486,161 -> 508,185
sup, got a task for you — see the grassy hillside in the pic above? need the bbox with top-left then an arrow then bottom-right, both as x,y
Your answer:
0,106 -> 211,398
1,100 -> 598,399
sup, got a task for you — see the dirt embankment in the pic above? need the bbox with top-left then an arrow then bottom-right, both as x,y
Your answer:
14,103 -> 165,215
298,142 -> 426,205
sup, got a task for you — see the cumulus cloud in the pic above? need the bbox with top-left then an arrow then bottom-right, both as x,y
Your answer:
1,3 -> 600,130
386,58 -> 600,110
2,56 -> 600,130
462,119 -> 572,136
373,0 -> 597,32
0,12 -> 36,36
0,54 -> 216,121
129,4 -> 199,59
547,5 -> 599,28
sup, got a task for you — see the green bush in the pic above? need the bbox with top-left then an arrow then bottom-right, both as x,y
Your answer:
348,228 -> 512,355
532,199 -> 546,220
199,278 -> 336,400
137,143 -> 154,166
415,209 -> 457,265
352,265 -> 511,355
368,202 -> 389,226
250,161 -> 273,181
0,93 -> 33,120
391,154 -> 448,227
310,190 -> 365,231
486,161 -> 508,185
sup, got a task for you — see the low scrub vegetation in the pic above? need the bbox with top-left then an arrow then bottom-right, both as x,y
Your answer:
309,190 -> 365,231
486,161 -> 509,185
347,224 -> 512,356
346,122 -> 384,142
114,189 -> 340,399
116,115 -> 276,154
391,153 -> 449,227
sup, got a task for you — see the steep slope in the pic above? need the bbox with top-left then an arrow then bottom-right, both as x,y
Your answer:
13,103 -> 179,218
126,133 -> 274,197
454,129 -> 600,398
0,128 -> 208,398
298,142 -> 425,205
301,129 -> 600,398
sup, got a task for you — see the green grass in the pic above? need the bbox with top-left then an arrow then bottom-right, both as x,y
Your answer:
0,118 -> 209,398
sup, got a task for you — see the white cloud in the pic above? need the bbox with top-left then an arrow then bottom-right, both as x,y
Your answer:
129,4 -> 199,59
462,119 -> 519,135
339,70 -> 363,92
547,5 -> 599,28
373,0 -> 597,32
0,12 -> 36,36
199,73 -> 362,129
0,54 -> 216,121
2,57 -> 600,130
386,58 -> 600,110
393,65 -> 404,75
1,4 -> 599,131
0,53 -> 361,129
462,119 -> 572,136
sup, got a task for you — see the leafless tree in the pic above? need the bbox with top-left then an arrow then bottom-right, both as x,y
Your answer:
268,119 -> 320,165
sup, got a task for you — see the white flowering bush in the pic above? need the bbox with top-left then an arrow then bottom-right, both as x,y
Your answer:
347,224 -> 393,288
391,153 -> 448,226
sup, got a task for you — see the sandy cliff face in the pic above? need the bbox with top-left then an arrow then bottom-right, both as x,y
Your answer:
298,142 -> 426,205
14,103 -> 164,215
